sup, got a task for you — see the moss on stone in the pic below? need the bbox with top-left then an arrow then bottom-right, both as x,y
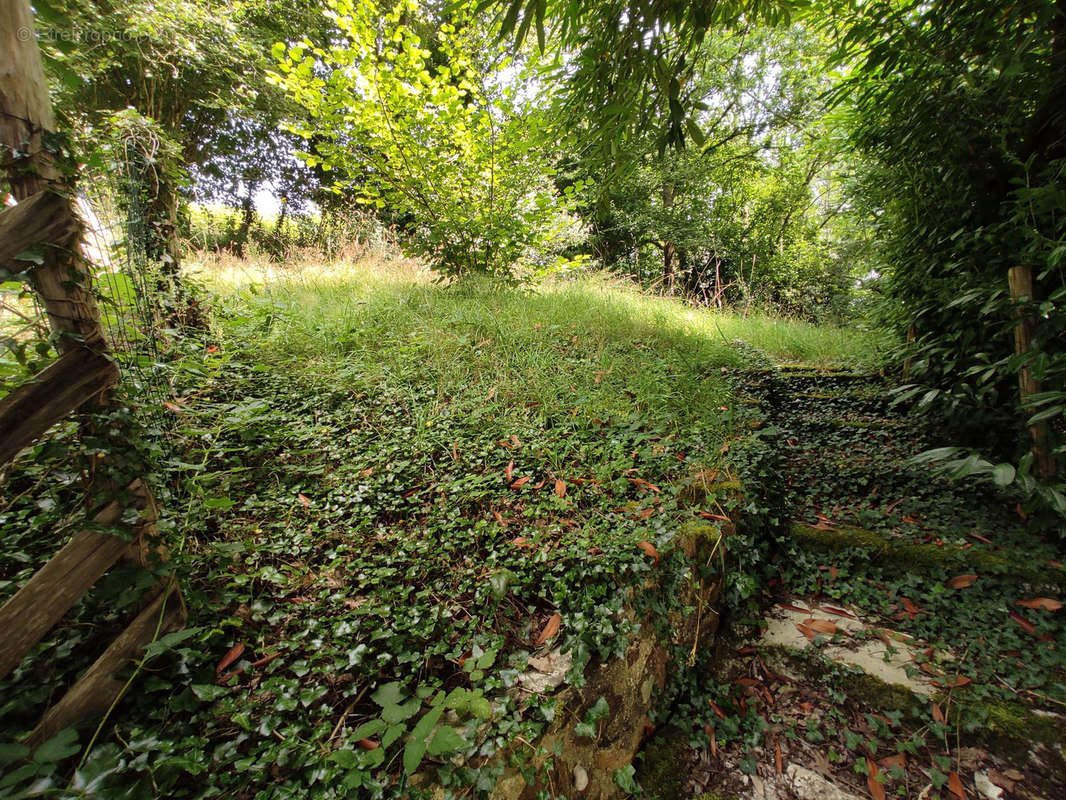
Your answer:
789,522 -> 1065,584
676,520 -> 725,564
636,726 -> 689,800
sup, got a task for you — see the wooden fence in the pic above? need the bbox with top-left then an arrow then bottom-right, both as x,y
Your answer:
0,0 -> 184,747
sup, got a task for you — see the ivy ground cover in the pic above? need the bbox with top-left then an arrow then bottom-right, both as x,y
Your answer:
0,263 -> 882,798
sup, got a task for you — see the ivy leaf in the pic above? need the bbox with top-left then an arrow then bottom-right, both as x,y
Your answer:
427,725 -> 464,756
371,682 -> 406,707
350,719 -> 386,741
34,729 -> 79,763
991,463 -> 1016,486
403,705 -> 444,774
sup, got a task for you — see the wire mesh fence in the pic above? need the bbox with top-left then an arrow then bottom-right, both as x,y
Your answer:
1,148 -> 181,438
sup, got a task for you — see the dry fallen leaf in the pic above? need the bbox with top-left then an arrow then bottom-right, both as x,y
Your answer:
986,769 -> 1018,792
510,476 -> 530,490
866,758 -> 886,800
535,613 -> 561,645
707,699 -> 726,719
511,537 -> 531,549
1016,597 -> 1063,612
880,753 -> 906,769
795,623 -> 815,641
1009,611 -> 1037,635
947,771 -> 966,800
357,739 -> 379,750
493,511 -> 507,528
216,642 -> 246,675
505,460 -> 514,482
297,493 -> 311,508
774,740 -> 783,775
937,675 -> 972,688
948,574 -> 979,589
637,540 -> 660,563
554,479 -> 566,498
932,701 -> 945,723
804,618 -> 838,635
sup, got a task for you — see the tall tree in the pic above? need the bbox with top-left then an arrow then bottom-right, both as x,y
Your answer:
35,0 -> 329,275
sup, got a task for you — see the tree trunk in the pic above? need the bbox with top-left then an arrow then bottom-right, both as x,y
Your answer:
662,182 -> 675,294
235,187 -> 257,258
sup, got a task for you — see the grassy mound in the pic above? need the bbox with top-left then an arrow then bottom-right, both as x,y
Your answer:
0,260 -> 884,798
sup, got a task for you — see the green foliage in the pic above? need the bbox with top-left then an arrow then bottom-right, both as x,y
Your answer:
488,0 -> 807,161
273,0 -> 581,278
831,0 -> 1066,518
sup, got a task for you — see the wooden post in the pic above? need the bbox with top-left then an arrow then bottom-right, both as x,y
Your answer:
0,348 -> 119,465
27,579 -> 186,748
0,481 -> 151,680
1008,265 -> 1056,479
1,0 -> 105,350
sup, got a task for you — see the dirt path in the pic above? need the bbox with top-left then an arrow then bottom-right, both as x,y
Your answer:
640,366 -> 1066,800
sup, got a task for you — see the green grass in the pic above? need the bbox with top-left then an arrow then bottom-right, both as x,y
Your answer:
0,257 -> 887,798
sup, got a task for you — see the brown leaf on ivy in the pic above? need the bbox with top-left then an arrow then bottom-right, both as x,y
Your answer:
493,511 -> 507,528
707,699 -> 727,719
511,537 -> 531,549
941,675 -> 972,688
554,479 -> 566,498
216,643 -> 246,675
1016,597 -> 1063,611
948,574 -> 979,589
535,613 -> 561,645
359,467 -> 374,477
932,702 -> 945,722
811,512 -> 836,530
697,511 -> 731,522
297,493 -> 311,508
947,771 -> 966,800
1010,611 -> 1037,634
505,460 -> 514,482
531,479 -> 546,489
900,597 -> 922,619
510,476 -> 530,489
630,477 -> 662,494
866,758 -> 886,800
250,652 -> 281,669
357,739 -> 379,750
638,540 -> 660,563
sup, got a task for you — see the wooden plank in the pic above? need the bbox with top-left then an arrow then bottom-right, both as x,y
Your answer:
0,190 -> 81,271
0,480 -> 148,680
1008,266 -> 1056,479
0,347 -> 118,466
27,579 -> 186,748
1,0 -> 106,349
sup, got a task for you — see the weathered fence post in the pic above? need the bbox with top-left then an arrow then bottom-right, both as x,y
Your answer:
1008,265 -> 1056,479
1,0 -> 186,736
